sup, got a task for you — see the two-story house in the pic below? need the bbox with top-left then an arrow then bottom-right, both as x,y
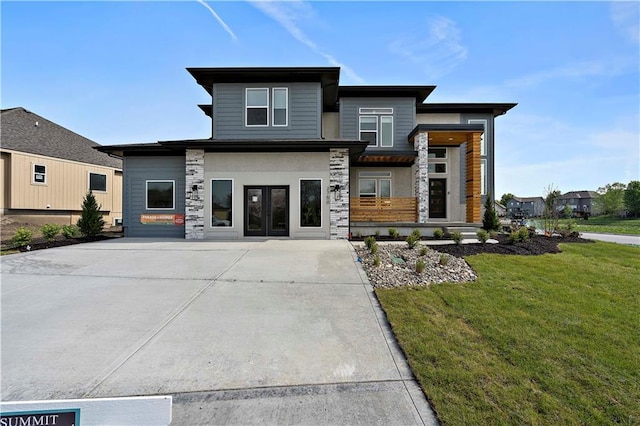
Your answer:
506,196 -> 545,218
554,191 -> 600,217
98,67 -> 516,239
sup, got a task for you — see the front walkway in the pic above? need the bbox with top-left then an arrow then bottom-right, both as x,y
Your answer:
1,239 -> 437,425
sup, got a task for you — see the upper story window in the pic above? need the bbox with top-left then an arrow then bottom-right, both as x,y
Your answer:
245,87 -> 289,127
467,119 -> 487,156
32,164 -> 46,184
246,88 -> 269,126
89,172 -> 107,192
359,108 -> 393,147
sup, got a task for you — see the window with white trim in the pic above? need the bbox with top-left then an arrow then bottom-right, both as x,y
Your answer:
33,164 -> 46,184
246,88 -> 269,126
300,179 -> 322,227
359,108 -> 393,147
211,179 -> 233,227
272,88 -> 288,126
359,176 -> 391,197
146,180 -> 175,210
481,159 -> 487,195
468,119 -> 487,156
89,172 -> 107,192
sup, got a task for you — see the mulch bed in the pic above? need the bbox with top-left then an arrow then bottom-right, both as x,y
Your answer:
5,234 -> 120,253
434,235 -> 593,257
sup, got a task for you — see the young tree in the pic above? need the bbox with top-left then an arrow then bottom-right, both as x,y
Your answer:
595,182 -> 626,216
482,194 -> 500,231
624,180 -> 640,217
77,191 -> 105,236
500,193 -> 515,207
542,184 -> 561,235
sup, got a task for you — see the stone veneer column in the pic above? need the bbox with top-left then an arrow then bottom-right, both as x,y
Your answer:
329,148 -> 350,240
185,149 -> 205,240
415,132 -> 429,223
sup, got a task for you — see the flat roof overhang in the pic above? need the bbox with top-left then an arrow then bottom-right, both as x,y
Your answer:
338,86 -> 436,103
417,103 -> 517,117
408,123 -> 485,145
187,67 -> 341,110
353,150 -> 417,166
96,139 -> 369,161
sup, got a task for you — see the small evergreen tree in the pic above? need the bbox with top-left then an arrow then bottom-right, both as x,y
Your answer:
77,191 -> 105,236
482,194 -> 500,231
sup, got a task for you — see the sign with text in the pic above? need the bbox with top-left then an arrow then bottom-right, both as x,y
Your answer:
1,409 -> 79,426
140,214 -> 184,226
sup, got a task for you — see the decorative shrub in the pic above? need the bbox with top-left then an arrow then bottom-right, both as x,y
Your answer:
451,231 -> 463,245
40,224 -> 61,242
375,229 -> 381,239
433,228 -> 444,239
370,242 -> 378,254
364,236 -> 376,249
518,226 -> 530,242
439,253 -> 450,266
416,259 -> 425,274
11,227 -> 34,247
482,194 -> 501,231
476,229 -> 489,244
77,191 -> 105,237
406,234 -> 419,249
373,255 -> 380,267
61,224 -> 78,239
489,230 -> 498,239
411,228 -> 422,239
419,246 -> 428,256
388,228 -> 400,239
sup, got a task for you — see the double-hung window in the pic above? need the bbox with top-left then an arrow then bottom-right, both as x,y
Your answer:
359,108 -> 393,147
246,88 -> 269,126
33,164 -> 46,184
246,87 -> 288,127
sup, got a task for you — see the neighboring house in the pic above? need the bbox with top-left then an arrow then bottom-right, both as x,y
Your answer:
1,107 -> 122,226
495,202 -> 507,217
98,67 -> 516,239
507,196 -> 544,218
554,191 -> 600,217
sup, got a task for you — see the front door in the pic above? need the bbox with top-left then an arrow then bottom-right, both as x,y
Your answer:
244,186 -> 289,236
429,179 -> 447,219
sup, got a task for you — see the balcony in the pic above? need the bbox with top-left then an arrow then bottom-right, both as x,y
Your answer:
350,197 -> 417,223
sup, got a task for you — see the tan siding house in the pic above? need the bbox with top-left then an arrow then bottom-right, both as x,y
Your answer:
1,108 -> 122,226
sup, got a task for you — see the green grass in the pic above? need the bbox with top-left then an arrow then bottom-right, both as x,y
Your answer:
376,242 -> 640,425
559,216 -> 640,235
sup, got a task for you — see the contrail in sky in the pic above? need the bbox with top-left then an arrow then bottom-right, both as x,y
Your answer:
197,0 -> 238,40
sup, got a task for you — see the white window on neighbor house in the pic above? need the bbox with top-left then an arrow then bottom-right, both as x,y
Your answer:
32,163 -> 46,184
146,180 -> 175,210
211,179 -> 233,227
89,172 -> 107,192
468,119 -> 487,156
246,88 -> 269,126
300,179 -> 322,228
272,88 -> 288,126
359,108 -> 394,147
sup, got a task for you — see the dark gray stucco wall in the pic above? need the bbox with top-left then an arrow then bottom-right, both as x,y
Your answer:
212,82 -> 322,139
123,156 -> 185,237
339,98 -> 415,151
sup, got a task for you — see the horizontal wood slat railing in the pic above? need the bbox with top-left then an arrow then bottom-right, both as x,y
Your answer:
350,197 -> 418,222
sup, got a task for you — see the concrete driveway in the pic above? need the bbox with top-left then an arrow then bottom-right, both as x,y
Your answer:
1,239 -> 437,425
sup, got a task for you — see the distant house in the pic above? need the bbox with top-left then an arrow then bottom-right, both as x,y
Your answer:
0,107 -> 122,226
554,191 -> 600,217
495,201 -> 507,217
506,196 -> 544,218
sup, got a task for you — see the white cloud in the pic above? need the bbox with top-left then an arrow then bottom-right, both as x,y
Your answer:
197,0 -> 238,40
248,0 -> 364,83
611,1 -> 640,44
388,16 -> 467,80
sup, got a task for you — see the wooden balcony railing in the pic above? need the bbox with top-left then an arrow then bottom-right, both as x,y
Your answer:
350,197 -> 418,222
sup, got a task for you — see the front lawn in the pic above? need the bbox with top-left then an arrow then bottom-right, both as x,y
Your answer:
376,242 -> 639,425
560,216 -> 640,235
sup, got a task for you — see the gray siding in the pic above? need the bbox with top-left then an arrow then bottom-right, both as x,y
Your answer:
212,83 -> 321,139
462,113 -> 495,200
123,156 -> 185,237
339,98 -> 415,151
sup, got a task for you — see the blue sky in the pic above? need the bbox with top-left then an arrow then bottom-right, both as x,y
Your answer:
2,1 -> 638,198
